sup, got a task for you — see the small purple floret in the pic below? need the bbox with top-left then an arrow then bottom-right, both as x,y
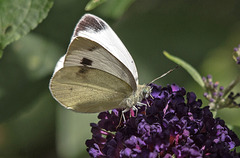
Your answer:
237,56 -> 240,64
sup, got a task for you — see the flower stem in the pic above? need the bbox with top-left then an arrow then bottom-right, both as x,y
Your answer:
223,75 -> 240,97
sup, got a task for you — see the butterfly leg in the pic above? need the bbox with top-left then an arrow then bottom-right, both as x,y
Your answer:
116,108 -> 129,129
145,98 -> 150,107
131,105 -> 138,116
137,102 -> 147,106
121,107 -> 130,123
121,105 -> 138,122
136,101 -> 149,114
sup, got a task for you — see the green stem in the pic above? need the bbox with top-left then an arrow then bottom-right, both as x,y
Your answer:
223,75 -> 240,98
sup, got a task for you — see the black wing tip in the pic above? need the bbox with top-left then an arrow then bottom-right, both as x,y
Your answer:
74,13 -> 107,35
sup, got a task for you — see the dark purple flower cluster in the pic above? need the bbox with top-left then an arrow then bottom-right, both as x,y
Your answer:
86,84 -> 240,158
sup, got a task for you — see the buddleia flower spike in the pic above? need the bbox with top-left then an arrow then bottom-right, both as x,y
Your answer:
86,83 -> 240,157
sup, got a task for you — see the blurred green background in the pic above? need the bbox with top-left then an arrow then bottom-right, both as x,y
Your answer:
0,0 -> 240,157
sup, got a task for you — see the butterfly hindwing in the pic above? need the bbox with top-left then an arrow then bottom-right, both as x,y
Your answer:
50,66 -> 133,112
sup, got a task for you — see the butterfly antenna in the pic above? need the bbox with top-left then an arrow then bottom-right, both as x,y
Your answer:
149,65 -> 180,84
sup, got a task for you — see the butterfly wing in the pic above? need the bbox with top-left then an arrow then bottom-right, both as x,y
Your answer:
50,66 -> 132,112
63,37 -> 137,90
49,14 -> 139,112
69,13 -> 139,86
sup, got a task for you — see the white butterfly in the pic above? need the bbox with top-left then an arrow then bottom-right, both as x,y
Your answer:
49,14 -> 151,113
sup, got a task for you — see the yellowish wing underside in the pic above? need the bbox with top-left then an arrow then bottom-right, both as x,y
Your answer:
50,66 -> 133,112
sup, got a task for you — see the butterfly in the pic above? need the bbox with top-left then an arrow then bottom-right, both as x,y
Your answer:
49,14 -> 151,114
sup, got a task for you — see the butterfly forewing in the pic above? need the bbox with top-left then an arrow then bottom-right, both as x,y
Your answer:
71,14 -> 139,85
64,37 -> 137,90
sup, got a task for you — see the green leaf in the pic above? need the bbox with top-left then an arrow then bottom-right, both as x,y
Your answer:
0,0 -> 54,57
163,51 -> 204,88
85,0 -> 107,11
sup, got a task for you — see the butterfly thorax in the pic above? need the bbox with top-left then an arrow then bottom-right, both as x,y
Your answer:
120,84 -> 151,108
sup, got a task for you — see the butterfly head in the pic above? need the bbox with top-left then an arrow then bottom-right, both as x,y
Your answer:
137,84 -> 152,101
